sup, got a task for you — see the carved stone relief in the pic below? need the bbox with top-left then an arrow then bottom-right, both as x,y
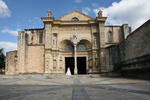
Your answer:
45,59 -> 49,72
45,34 -> 51,48
59,56 -> 63,70
52,54 -> 57,70
94,38 -> 97,47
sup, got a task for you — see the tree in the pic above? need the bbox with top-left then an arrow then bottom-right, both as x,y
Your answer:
0,48 -> 5,69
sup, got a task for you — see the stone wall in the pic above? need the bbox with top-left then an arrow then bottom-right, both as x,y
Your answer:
104,26 -> 123,44
106,20 -> 150,79
5,51 -> 18,75
26,45 -> 44,73
105,45 -> 120,72
120,20 -> 150,61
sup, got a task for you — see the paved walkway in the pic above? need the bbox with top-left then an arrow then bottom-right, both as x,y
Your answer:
0,74 -> 150,100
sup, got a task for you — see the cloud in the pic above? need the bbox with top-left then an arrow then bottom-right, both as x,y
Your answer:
93,0 -> 150,30
0,0 -> 10,18
0,42 -> 17,52
75,0 -> 82,3
1,28 -> 18,36
82,7 -> 91,15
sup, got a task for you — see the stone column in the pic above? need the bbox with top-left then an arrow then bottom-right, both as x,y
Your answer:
74,44 -> 77,74
70,34 -> 80,75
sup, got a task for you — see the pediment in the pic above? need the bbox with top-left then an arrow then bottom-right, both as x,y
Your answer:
57,10 -> 94,21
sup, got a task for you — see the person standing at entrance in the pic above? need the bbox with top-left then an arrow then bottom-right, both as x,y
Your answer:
66,67 -> 71,76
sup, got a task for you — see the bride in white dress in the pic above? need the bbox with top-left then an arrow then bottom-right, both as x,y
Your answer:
66,67 -> 71,76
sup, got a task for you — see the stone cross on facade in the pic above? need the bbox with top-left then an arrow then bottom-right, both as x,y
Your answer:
70,34 -> 80,74
98,10 -> 103,17
47,10 -> 52,17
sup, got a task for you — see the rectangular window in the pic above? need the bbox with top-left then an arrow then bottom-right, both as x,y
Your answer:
39,34 -> 43,44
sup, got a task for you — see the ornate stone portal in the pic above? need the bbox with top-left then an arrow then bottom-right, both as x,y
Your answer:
5,10 -> 131,75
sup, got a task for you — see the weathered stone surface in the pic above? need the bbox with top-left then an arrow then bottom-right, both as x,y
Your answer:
5,51 -> 17,75
26,46 -> 44,73
106,20 -> 150,79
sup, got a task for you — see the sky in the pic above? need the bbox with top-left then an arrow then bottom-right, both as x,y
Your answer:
0,0 -> 150,53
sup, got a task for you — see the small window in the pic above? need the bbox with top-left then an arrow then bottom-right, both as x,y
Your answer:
39,34 -> 43,44
72,17 -> 79,21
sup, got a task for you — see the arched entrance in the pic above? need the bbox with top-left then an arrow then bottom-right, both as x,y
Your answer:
60,39 -> 91,75
60,40 -> 75,74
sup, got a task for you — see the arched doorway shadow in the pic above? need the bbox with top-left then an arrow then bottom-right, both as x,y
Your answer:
76,39 -> 91,74
65,57 -> 74,75
60,39 -> 91,75
77,57 -> 86,74
60,40 -> 75,74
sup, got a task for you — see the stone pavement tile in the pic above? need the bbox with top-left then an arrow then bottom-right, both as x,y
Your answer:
72,86 -> 90,100
0,85 -> 72,100
85,86 -> 150,100
0,75 -> 74,85
80,77 -> 113,85
18,87 -> 72,100
107,82 -> 150,92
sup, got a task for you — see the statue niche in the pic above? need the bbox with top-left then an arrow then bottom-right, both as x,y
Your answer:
53,33 -> 57,48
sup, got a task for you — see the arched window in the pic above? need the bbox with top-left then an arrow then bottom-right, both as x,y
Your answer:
108,32 -> 113,43
77,44 -> 86,51
72,17 -> 79,21
65,44 -> 74,51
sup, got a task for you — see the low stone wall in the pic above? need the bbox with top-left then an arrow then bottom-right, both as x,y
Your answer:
116,54 -> 150,79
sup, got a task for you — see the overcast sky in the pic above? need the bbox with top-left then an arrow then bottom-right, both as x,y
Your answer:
0,0 -> 150,53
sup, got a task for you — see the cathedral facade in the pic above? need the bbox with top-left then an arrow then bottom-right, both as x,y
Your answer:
5,10 -> 131,75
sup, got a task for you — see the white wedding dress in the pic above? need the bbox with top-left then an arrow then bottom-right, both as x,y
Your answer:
66,67 -> 71,76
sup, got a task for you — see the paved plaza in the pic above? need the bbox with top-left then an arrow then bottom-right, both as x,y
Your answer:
0,74 -> 150,100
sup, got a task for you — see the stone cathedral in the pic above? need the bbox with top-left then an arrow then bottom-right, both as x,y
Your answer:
5,10 -> 131,75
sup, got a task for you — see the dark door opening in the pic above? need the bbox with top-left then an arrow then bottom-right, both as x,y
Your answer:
77,57 -> 86,74
65,57 -> 74,75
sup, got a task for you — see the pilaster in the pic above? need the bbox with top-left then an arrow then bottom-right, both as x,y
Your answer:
17,31 -> 27,73
96,16 -> 107,72
41,15 -> 54,73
